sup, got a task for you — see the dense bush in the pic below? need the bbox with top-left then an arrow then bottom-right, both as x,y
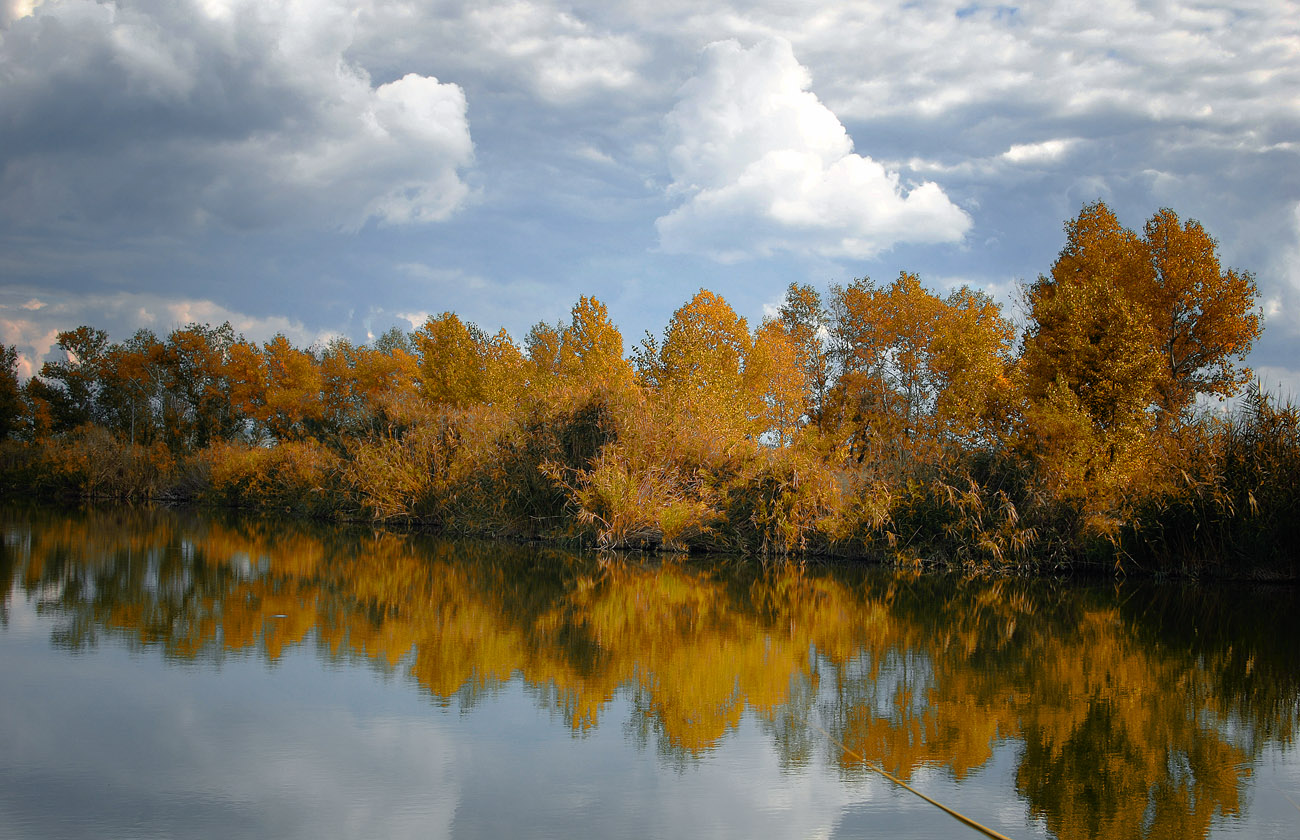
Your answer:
1123,387 -> 1300,578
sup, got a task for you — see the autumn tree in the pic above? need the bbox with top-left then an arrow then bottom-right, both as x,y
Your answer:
1142,208 -> 1261,414
261,334 -> 322,441
1022,203 -> 1163,435
0,345 -> 20,440
413,313 -> 524,410
1019,202 -> 1261,518
1024,202 -> 1260,428
825,273 -> 1013,466
524,321 -> 564,387
557,296 -> 634,393
226,339 -> 268,438
97,330 -> 167,445
318,338 -> 420,439
928,285 -> 1016,445
645,289 -> 754,440
18,378 -> 56,441
778,283 -> 833,423
159,322 -> 240,451
413,312 -> 487,408
744,319 -> 806,446
39,326 -> 110,431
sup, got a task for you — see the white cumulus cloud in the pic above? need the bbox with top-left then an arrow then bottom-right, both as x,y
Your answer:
656,38 -> 971,261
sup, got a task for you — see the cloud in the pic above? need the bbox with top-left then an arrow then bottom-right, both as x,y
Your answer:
0,290 -> 329,377
0,0 -> 474,233
1002,139 -> 1079,166
0,0 -> 38,26
655,38 -> 971,261
351,0 -> 647,105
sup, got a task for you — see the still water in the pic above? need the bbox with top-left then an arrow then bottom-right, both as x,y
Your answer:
1,503 -> 1297,839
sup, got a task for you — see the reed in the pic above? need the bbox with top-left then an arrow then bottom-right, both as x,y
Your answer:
1123,385 -> 1300,577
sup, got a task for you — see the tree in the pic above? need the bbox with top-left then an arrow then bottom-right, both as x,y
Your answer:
653,289 -> 753,440
558,296 -> 634,392
262,334 -> 322,442
823,273 -> 1015,466
1023,202 -> 1261,430
413,313 -> 523,410
98,330 -> 166,445
373,326 -> 413,356
40,326 -> 110,431
778,283 -> 833,423
160,322 -> 239,451
744,319 -> 805,446
1018,202 -> 1261,515
1141,208 -> 1261,414
1023,202 -> 1163,435
0,345 -> 21,440
929,285 -> 1016,446
479,327 -> 526,408
317,337 -> 421,440
524,321 -> 564,388
413,313 -> 487,408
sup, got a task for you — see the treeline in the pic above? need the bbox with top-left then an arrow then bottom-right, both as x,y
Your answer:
1,202 -> 1297,576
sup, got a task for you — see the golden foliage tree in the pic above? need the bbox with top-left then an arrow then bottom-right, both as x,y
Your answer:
826,272 -> 1014,465
1142,208 -> 1261,414
1024,202 -> 1260,427
261,334 -> 322,442
319,338 -> 421,438
557,296 -> 634,393
159,322 -> 239,451
745,319 -> 806,446
413,313 -> 524,410
527,296 -> 635,405
777,282 -> 833,423
413,312 -> 485,408
1020,203 -> 1261,516
98,329 -> 167,445
652,289 -> 753,440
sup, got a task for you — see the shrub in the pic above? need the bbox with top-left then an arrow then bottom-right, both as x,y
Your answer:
201,439 -> 344,518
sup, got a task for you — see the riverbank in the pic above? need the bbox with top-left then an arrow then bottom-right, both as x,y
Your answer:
3,385 -> 1297,581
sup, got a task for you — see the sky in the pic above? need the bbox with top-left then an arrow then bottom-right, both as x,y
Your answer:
1,0 -> 1298,394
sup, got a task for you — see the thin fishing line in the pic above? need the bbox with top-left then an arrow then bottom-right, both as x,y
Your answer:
812,718 -> 1017,840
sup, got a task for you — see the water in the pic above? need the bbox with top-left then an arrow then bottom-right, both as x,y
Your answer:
1,503 -> 1297,839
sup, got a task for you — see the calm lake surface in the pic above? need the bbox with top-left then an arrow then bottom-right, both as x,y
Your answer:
2,504 -> 1297,840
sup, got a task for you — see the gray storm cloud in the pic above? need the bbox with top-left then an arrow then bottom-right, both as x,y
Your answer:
0,0 -> 475,232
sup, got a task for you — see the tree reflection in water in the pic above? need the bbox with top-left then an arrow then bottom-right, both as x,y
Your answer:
4,503 -> 1295,840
